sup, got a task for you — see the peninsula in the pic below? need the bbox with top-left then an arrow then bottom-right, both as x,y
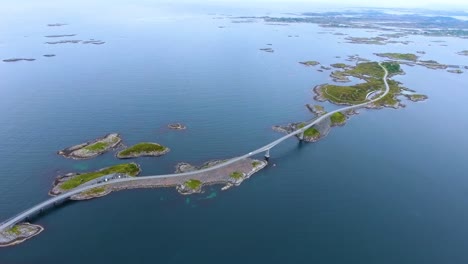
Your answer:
314,61 -> 417,109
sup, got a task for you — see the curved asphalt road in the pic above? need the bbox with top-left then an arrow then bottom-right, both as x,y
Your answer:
0,63 -> 390,231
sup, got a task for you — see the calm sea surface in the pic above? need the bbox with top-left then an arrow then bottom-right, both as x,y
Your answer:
1,3 -> 468,263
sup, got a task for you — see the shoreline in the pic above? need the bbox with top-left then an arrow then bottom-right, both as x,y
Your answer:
74,158 -> 268,199
57,133 -> 122,160
0,223 -> 44,248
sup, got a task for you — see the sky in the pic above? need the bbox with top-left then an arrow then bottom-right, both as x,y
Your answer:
182,0 -> 468,8
0,0 -> 466,22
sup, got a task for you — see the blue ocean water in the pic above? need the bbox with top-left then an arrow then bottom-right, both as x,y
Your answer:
1,2 -> 468,263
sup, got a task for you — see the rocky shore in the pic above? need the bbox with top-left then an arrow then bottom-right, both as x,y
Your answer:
273,123 -> 321,142
57,133 -> 122,159
82,158 -> 267,198
306,104 -> 326,116
168,123 -> 186,130
0,223 -> 43,247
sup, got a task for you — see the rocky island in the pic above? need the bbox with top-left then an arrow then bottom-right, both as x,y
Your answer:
375,52 -> 450,70
345,36 -> 387,45
0,223 -> 43,247
447,69 -> 463,74
117,142 -> 170,159
47,23 -> 67,27
58,133 -> 122,159
306,104 -> 326,116
46,39 -> 81,44
168,123 -> 186,130
405,94 -> 428,102
44,34 -> 76,38
3,58 -> 36,62
260,47 -> 274,53
375,52 -> 418,61
299,60 -> 320,66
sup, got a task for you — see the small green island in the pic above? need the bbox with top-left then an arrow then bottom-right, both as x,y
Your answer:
447,69 -> 463,74
375,52 -> 418,61
49,163 -> 141,196
375,52 -> 450,70
330,63 -> 349,69
345,36 -> 387,45
58,133 -> 122,159
299,60 -> 320,66
405,94 -> 428,102
117,142 -> 170,159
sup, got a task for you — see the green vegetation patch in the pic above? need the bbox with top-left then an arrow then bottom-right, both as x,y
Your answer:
345,62 -> 385,79
84,142 -> 109,152
60,163 -> 140,190
410,94 -> 426,99
118,142 -> 167,157
345,36 -> 387,45
330,112 -> 346,125
82,187 -> 107,196
373,79 -> 402,107
322,81 -> 381,104
376,52 -> 418,61
185,179 -> 202,190
8,225 -> 21,235
304,127 -> 320,138
230,171 -> 244,180
319,61 -> 407,106
381,62 -> 402,75
252,161 -> 261,167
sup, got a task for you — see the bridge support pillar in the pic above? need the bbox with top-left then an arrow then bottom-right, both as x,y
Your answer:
264,149 -> 270,160
298,132 -> 304,141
